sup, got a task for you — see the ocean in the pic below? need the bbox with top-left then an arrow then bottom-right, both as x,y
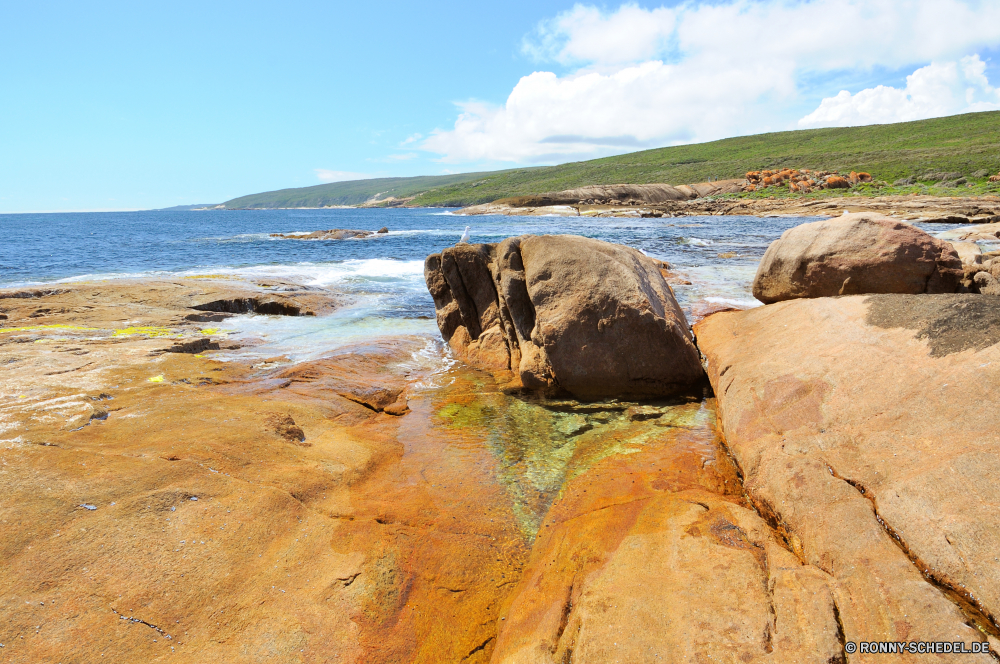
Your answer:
0,208 -> 958,360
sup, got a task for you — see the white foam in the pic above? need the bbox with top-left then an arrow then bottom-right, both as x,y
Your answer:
2,258 -> 427,291
214,301 -> 439,362
214,259 -> 426,287
704,296 -> 761,308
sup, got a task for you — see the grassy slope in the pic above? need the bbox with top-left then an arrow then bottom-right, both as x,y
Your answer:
222,171 -> 530,208
224,111 -> 1000,209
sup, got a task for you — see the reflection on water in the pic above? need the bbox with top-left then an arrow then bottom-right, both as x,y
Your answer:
427,367 -> 717,539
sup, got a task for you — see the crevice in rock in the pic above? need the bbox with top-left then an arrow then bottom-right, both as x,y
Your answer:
826,464 -> 1000,640
554,580 -> 575,647
338,573 -> 360,588
829,599 -> 847,664
111,608 -> 172,639
3,289 -> 69,299
462,636 -> 494,661
191,297 -> 308,316
44,362 -> 96,376
714,434 -> 808,567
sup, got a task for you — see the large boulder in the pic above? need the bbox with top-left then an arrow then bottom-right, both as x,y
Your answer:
694,295 -> 1000,655
424,235 -> 704,398
752,213 -> 962,303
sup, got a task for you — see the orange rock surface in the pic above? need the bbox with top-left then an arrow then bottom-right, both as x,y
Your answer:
696,295 -> 1000,660
0,282 -> 530,663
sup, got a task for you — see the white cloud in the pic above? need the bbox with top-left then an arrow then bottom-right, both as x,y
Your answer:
523,4 -> 677,66
423,0 -> 1000,163
799,56 -> 1000,127
314,169 -> 370,183
386,153 -> 418,161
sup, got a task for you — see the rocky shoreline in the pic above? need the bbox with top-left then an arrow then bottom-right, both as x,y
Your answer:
4,211 -> 1000,662
457,192 -> 1000,224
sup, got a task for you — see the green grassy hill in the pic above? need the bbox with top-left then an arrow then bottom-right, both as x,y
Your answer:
224,111 -> 1000,209
221,171 -> 528,209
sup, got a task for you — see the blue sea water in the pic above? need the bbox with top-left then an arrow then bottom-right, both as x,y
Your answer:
2,207 -> 947,359
0,207 -> 808,286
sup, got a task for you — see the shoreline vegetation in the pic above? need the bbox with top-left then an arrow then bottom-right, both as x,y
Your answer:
202,111 -> 1000,215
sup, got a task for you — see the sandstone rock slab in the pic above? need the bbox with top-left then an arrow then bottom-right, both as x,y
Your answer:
695,295 -> 1000,657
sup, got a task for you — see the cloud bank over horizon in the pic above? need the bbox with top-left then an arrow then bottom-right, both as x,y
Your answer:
422,0 -> 1000,163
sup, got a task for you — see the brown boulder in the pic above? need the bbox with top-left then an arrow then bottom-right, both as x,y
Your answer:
424,235 -> 704,398
752,213 -> 962,303
826,175 -> 851,188
695,295 -> 1000,655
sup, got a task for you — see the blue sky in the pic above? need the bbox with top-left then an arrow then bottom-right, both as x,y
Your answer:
2,0 -> 999,212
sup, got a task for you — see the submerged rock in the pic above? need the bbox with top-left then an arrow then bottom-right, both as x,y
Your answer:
695,295 -> 1000,653
753,213 -> 962,303
424,235 -> 704,399
270,228 -> 384,240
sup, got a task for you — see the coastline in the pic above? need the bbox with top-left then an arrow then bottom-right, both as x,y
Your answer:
454,193 -> 1000,223
0,276 -> 740,661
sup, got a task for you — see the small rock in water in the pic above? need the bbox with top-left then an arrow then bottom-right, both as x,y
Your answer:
377,227 -> 389,234
626,405 -> 664,422
80,504 -> 97,511
553,413 -> 591,437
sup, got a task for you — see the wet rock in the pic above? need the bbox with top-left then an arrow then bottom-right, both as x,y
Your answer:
161,337 -> 220,354
625,404 -> 663,421
270,229 -> 375,240
376,227 -> 389,234
939,221 -> 1000,242
753,213 -> 962,303
949,240 -> 982,265
382,399 -> 409,416
695,296 -> 1000,653
425,235 -> 705,399
492,422 -> 844,664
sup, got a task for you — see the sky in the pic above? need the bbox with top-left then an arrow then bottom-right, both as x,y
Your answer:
1,0 -> 999,212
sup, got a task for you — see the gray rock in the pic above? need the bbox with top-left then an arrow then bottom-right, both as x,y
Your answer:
974,271 -> 1000,295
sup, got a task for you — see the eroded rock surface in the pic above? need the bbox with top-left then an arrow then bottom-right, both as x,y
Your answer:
753,213 -> 962,303
424,235 -> 704,399
0,281 -> 527,664
492,405 -> 846,664
695,295 -> 1000,659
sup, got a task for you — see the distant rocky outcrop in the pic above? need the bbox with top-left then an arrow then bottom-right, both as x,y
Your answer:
744,168 -> 872,193
424,235 -> 704,398
458,180 -> 745,215
269,228 -> 386,240
752,213 -> 962,303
